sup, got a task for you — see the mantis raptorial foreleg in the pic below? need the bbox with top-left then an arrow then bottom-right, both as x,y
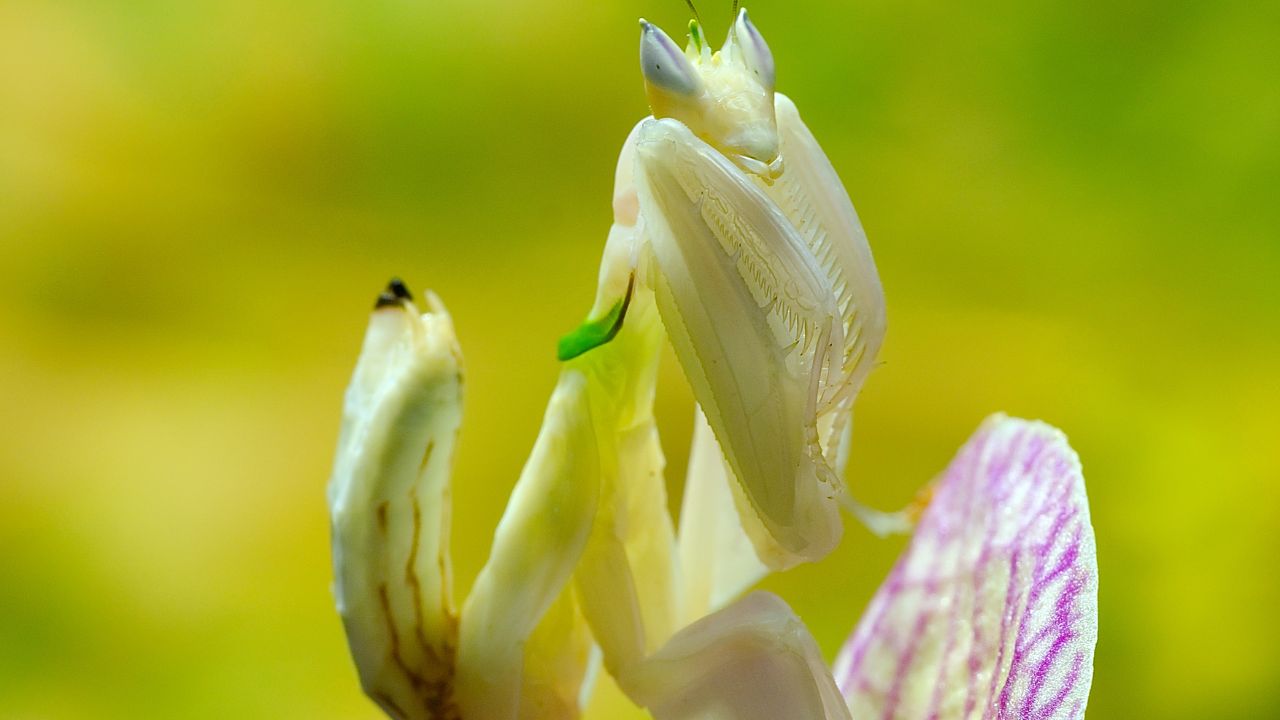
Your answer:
635,116 -> 847,566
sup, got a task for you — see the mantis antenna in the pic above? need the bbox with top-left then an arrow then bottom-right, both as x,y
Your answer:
732,0 -> 740,16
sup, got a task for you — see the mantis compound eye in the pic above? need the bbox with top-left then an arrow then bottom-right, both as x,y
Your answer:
639,20 -> 702,96
731,9 -> 775,90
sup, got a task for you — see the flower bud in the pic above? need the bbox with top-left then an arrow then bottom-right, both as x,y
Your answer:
328,281 -> 463,720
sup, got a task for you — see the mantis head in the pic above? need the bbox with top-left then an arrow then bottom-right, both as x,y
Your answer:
640,9 -> 781,179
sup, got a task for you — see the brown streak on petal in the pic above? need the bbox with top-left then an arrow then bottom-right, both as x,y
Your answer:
377,501 -> 390,534
406,485 -> 432,659
378,583 -> 427,692
373,691 -> 409,720
419,440 -> 436,474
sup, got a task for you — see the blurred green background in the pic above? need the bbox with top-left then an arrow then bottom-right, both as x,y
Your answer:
1,0 -> 1276,718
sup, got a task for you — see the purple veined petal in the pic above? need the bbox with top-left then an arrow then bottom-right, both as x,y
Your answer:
833,415 -> 1098,720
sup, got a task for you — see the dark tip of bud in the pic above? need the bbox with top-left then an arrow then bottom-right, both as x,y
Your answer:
374,291 -> 402,310
387,277 -> 412,300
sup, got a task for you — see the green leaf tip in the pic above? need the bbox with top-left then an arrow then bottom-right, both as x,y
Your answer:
556,275 -> 635,362
688,19 -> 704,51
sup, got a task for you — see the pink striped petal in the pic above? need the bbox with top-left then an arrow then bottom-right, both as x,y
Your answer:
833,415 -> 1098,720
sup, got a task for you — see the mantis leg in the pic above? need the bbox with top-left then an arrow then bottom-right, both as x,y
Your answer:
634,116 -> 845,569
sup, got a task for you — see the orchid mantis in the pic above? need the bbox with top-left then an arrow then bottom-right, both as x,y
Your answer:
520,7 -> 895,702
561,8 -> 898,575
327,9 -> 1098,720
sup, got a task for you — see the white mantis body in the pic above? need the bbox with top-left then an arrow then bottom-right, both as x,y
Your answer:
570,9 -> 894,572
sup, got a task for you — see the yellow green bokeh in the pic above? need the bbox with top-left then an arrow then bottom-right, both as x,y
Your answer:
1,1 -> 1276,718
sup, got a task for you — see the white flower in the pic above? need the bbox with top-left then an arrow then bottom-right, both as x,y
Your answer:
325,11 -> 1098,720
327,283 -> 1098,720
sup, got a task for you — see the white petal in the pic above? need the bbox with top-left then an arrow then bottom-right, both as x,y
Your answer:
517,588 -> 593,720
328,290 -> 463,720
626,592 -> 853,720
635,117 -> 844,569
834,416 -> 1099,720
571,294 -> 680,679
455,370 -> 600,720
677,405 -> 768,622
574,417 -> 680,677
